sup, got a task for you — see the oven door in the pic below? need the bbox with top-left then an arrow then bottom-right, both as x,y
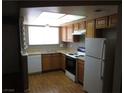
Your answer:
66,56 -> 76,75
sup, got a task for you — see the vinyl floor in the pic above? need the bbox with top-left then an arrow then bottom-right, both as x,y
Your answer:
29,71 -> 85,93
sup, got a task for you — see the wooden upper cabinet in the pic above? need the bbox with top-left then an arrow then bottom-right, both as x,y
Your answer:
73,21 -> 86,31
78,21 -> 86,30
66,24 -> 73,42
61,25 -> 74,42
85,14 -> 118,38
109,14 -> 118,28
61,21 -> 86,42
96,16 -> 108,29
61,26 -> 67,42
96,14 -> 118,29
86,20 -> 95,37
73,23 -> 79,31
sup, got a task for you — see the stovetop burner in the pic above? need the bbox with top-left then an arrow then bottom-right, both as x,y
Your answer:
66,52 -> 85,59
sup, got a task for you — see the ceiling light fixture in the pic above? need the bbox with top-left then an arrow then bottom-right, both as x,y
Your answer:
33,12 -> 86,26
57,14 -> 86,25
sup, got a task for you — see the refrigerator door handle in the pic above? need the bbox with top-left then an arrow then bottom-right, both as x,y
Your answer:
100,41 -> 106,80
100,60 -> 104,80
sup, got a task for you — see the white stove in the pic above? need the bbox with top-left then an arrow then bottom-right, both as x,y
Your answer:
65,47 -> 85,81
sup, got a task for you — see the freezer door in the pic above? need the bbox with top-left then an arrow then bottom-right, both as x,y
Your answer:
84,56 -> 103,93
85,38 -> 105,59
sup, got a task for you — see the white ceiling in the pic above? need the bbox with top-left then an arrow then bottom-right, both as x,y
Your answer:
20,5 -> 118,26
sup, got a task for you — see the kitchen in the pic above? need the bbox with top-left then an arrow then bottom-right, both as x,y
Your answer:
19,5 -> 118,93
3,1 -> 121,93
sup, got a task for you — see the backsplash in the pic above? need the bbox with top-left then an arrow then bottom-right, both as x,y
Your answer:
26,40 -> 85,53
26,44 -> 66,53
67,41 -> 85,51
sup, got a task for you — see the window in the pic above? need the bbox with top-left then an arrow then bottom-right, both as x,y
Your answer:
28,26 -> 59,45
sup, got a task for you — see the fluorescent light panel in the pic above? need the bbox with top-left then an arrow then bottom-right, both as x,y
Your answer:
38,12 -> 65,20
33,12 -> 65,25
57,14 -> 86,25
33,12 -> 86,26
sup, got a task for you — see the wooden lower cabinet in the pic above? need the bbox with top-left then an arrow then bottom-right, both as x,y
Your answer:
42,53 -> 61,72
42,54 -> 52,71
60,54 -> 66,71
76,59 -> 84,84
51,53 -> 61,70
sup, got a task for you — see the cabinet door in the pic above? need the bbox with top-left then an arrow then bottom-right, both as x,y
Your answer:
42,54 -> 52,71
77,59 -> 84,84
86,20 -> 95,37
42,53 -> 61,71
51,53 -> 61,70
73,23 -> 79,31
96,17 -> 108,29
78,21 -> 86,30
67,24 -> 73,42
109,14 -> 118,28
61,26 -> 67,42
60,54 -> 66,71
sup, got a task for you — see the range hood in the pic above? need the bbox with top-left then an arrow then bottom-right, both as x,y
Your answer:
72,29 -> 86,35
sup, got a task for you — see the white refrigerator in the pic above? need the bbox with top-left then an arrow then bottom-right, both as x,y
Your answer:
84,38 -> 106,93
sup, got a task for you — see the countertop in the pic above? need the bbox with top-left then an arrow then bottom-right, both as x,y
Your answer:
21,51 -> 57,56
21,49 -> 85,61
76,56 -> 85,61
21,48 -> 75,55
57,50 -> 85,61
